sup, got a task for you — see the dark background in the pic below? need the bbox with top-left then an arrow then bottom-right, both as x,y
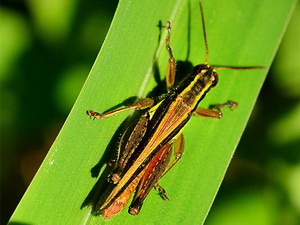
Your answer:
1,1 -> 299,224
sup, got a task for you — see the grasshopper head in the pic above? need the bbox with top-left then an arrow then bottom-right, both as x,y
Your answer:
192,64 -> 219,87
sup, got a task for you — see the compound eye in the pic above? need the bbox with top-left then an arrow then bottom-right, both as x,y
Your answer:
211,72 -> 218,87
192,64 -> 210,75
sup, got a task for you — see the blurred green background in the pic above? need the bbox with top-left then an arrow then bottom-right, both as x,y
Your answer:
0,1 -> 299,225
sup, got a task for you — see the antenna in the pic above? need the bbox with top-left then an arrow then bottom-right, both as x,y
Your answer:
214,66 -> 265,71
199,2 -> 209,64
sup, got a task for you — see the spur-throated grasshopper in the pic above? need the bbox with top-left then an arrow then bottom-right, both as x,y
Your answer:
87,2 -> 263,219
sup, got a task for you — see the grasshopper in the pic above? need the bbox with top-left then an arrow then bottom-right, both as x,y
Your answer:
87,2 -> 263,219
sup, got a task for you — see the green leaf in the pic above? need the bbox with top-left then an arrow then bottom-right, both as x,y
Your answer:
9,0 -> 296,224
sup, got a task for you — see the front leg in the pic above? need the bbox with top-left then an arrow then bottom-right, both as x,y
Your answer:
87,98 -> 154,119
193,101 -> 238,119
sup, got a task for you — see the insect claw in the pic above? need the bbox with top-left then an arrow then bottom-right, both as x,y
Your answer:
227,101 -> 238,110
110,173 -> 121,184
86,109 -> 105,119
164,21 -> 171,33
86,110 -> 92,119
154,184 -> 169,200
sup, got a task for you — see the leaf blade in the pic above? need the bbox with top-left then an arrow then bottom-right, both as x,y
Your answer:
9,0 -> 296,224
